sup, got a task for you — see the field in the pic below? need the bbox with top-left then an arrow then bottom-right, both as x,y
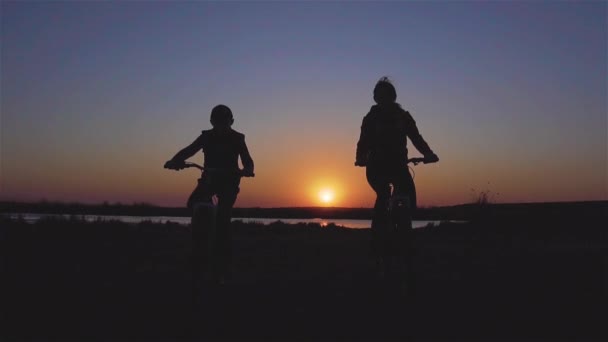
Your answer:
1,207 -> 606,341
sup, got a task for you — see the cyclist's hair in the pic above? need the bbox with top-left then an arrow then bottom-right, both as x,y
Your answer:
210,104 -> 234,127
373,76 -> 397,104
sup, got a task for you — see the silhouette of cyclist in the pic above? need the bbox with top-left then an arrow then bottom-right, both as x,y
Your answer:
165,104 -> 254,283
355,77 -> 438,273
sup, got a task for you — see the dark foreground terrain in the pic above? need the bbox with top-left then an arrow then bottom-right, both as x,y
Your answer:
2,213 -> 606,341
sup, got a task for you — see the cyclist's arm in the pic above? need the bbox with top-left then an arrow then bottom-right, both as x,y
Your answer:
355,114 -> 371,166
404,112 -> 438,161
169,135 -> 204,163
239,135 -> 255,176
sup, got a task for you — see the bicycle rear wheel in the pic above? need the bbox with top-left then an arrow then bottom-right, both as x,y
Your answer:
191,201 -> 217,296
388,194 -> 414,293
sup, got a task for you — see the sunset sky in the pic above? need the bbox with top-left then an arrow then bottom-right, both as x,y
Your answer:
1,1 -> 606,208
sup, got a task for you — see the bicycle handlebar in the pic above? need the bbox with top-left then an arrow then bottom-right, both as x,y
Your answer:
407,157 -> 438,166
182,161 -> 203,170
355,156 -> 438,167
164,161 -> 255,177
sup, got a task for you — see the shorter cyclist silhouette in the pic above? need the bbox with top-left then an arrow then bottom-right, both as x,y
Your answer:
355,77 -> 438,277
165,104 -> 254,284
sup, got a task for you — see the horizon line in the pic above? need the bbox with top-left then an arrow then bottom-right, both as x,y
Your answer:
1,199 -> 607,210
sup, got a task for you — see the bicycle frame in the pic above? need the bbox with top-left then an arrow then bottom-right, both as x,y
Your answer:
165,161 -> 253,289
387,157 -> 431,231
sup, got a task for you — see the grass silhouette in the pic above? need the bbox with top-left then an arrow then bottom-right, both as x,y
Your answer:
2,211 -> 606,341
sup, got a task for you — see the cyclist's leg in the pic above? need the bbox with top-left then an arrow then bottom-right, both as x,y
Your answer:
366,166 -> 391,271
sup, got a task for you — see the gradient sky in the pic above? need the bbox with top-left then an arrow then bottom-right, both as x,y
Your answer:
1,1 -> 606,208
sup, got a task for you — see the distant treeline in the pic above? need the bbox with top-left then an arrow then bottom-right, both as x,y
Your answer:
1,200 -> 606,222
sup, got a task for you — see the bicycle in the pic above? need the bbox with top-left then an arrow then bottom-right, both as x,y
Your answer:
376,157 -> 438,292
164,161 -> 253,292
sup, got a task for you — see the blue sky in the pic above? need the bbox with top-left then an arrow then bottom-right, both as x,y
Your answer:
1,1 -> 606,207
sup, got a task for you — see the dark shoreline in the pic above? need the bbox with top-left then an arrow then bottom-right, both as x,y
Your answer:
1,200 -> 606,221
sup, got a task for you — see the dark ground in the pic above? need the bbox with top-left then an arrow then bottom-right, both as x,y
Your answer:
1,213 -> 606,341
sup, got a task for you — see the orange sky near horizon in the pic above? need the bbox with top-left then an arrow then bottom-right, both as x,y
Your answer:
2,120 -> 606,208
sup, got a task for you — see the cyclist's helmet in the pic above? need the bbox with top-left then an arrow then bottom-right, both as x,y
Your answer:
373,76 -> 397,105
210,104 -> 234,127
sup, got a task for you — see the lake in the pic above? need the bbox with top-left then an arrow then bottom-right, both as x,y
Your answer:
3,213 -> 446,229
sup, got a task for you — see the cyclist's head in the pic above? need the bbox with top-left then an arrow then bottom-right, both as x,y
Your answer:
210,104 -> 234,128
373,77 -> 397,105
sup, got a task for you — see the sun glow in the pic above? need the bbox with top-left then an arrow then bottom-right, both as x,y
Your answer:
319,189 -> 334,205
308,176 -> 345,207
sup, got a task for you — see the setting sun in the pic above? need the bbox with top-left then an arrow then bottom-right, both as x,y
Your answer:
319,189 -> 334,205
309,178 -> 345,207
